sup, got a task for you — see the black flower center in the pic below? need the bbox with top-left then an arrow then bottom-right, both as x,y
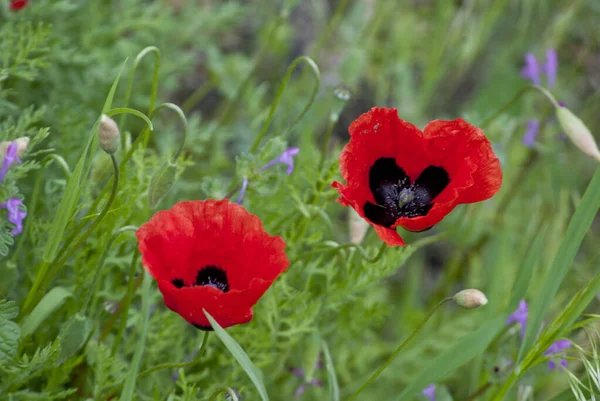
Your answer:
363,158 -> 450,229
171,265 -> 229,293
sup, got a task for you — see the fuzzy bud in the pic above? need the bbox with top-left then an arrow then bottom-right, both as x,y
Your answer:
556,106 -> 600,162
148,160 -> 177,208
98,114 -> 120,154
453,289 -> 488,309
0,137 -> 29,158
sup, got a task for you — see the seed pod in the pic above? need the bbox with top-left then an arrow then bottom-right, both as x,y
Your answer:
98,114 -> 120,154
148,159 -> 177,208
555,106 -> 600,162
453,289 -> 488,309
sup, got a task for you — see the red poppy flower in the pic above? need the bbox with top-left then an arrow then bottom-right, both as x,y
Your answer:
136,199 -> 289,329
10,0 -> 27,11
332,107 -> 502,246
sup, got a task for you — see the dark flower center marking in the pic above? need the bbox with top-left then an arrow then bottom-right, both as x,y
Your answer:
195,265 -> 230,292
193,323 -> 213,331
170,265 -> 229,293
363,158 -> 450,228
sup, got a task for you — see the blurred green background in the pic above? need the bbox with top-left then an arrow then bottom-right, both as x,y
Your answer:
2,0 -> 600,400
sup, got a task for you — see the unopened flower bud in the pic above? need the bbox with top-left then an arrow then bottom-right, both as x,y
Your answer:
148,160 -> 177,208
98,114 -> 120,154
348,208 -> 368,244
0,137 -> 29,158
555,106 -> 600,162
453,289 -> 488,309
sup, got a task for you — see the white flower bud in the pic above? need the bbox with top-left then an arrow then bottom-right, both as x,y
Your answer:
98,114 -> 120,154
453,289 -> 488,309
0,136 -> 29,158
348,208 -> 369,244
556,106 -> 600,162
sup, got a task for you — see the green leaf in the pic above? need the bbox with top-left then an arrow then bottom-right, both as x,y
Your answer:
42,60 -> 127,262
396,317 -> 505,400
204,310 -> 270,401
322,340 -> 340,401
518,165 -> 600,363
55,313 -> 92,365
119,272 -> 151,401
21,287 -> 73,338
508,225 -> 547,312
0,316 -> 21,368
148,160 -> 177,208
0,299 -> 18,320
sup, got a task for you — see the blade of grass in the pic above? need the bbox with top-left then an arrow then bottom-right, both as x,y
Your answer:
204,310 -> 269,401
322,340 -> 340,401
518,166 -> 600,363
21,287 -> 73,338
119,271 -> 151,401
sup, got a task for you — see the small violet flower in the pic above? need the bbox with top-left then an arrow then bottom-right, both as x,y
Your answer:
0,142 -> 21,183
0,198 -> 26,235
544,339 -> 571,370
290,360 -> 323,397
543,49 -> 558,88
521,53 -> 541,86
422,384 -> 436,401
521,49 -> 557,88
261,147 -> 300,175
523,120 -> 540,148
237,148 -> 300,204
506,299 -> 528,339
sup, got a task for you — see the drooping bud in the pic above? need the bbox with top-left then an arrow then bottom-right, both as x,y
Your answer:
453,289 -> 488,309
0,137 -> 29,158
555,105 -> 600,162
148,159 -> 177,208
98,114 -> 120,154
331,85 -> 352,123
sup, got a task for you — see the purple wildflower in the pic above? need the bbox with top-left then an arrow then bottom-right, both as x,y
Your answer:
543,49 -> 558,88
422,384 -> 436,401
0,142 -> 20,183
289,359 -> 323,398
523,120 -> 540,148
544,339 -> 571,370
521,53 -> 541,85
236,177 -> 249,204
261,147 -> 300,175
506,300 -> 528,339
0,198 -> 26,235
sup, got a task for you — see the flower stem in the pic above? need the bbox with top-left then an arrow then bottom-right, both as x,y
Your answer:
318,115 -> 337,171
111,251 -> 140,356
478,86 -> 534,129
82,225 -> 138,315
137,331 -> 210,378
22,153 -> 120,315
347,297 -> 453,401
465,381 -> 492,401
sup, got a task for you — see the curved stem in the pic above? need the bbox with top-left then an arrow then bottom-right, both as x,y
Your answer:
54,154 -> 120,268
106,107 -> 153,132
208,387 -> 239,401
249,56 -> 320,153
149,102 -> 188,161
478,86 -> 534,129
120,46 -> 161,141
137,331 -> 210,378
111,251 -> 140,355
82,225 -> 138,315
347,297 -> 453,401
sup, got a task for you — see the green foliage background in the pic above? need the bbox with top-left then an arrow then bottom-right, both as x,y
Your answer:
1,0 -> 600,400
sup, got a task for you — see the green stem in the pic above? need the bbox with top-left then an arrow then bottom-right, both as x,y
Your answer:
137,331 -> 210,378
347,297 -> 453,401
310,0 -> 351,59
120,46 -> 161,146
181,79 -> 217,114
249,56 -> 320,153
82,225 -> 138,315
318,115 -> 336,171
479,85 -> 559,130
208,388 -> 239,401
149,103 -> 188,161
22,153 -> 120,315
465,382 -> 492,401
111,251 -> 140,356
